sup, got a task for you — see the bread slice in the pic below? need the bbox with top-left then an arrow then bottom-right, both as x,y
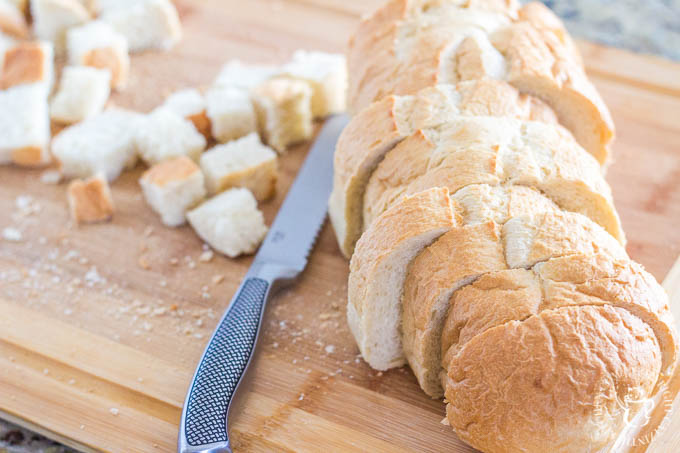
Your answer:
67,173 -> 114,223
205,87 -> 256,143
348,187 -> 456,370
200,133 -> 278,201
348,0 -> 613,164
140,156 -> 206,227
160,88 -> 210,139
441,253 -> 677,452
213,60 -> 281,91
67,20 -> 130,90
187,188 -> 268,258
0,83 -> 50,167
363,116 -> 624,243
251,78 -> 313,153
282,50 -> 347,118
52,108 -> 142,181
31,0 -> 91,54
329,80 -> 558,258
101,0 -> 181,52
402,203 -> 628,397
0,0 -> 28,38
0,41 -> 54,91
50,66 -> 111,124
136,109 -> 206,165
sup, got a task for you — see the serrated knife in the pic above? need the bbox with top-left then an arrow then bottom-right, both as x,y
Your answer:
178,114 -> 349,453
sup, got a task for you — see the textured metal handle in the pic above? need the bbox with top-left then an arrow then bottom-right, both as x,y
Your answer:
180,277 -> 270,453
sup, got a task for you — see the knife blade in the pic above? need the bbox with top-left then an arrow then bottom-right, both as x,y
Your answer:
178,114 -> 349,453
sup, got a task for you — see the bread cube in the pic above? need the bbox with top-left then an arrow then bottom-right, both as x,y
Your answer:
67,173 -> 114,224
52,108 -> 142,181
0,83 -> 50,166
31,0 -> 91,54
140,156 -> 206,227
135,109 -> 206,165
67,20 -> 129,90
0,41 -> 54,90
205,87 -> 256,143
200,133 -> 277,200
101,0 -> 181,52
252,78 -> 313,152
6,0 -> 27,14
160,88 -> 210,139
50,66 -> 111,124
213,60 -> 281,91
0,32 -> 15,73
283,50 -> 347,117
0,0 -> 28,38
187,188 -> 268,258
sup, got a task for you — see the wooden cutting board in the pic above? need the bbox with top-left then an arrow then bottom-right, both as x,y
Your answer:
1,1 -> 680,452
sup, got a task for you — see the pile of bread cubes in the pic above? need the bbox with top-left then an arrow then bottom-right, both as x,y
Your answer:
0,0 -> 347,259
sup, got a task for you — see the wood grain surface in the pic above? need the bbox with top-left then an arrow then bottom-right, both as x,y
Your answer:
1,1 -> 680,452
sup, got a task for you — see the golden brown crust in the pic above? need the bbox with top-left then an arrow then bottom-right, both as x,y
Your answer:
403,206 -> 628,397
187,110 -> 212,140
82,47 -> 128,90
347,0 -> 613,163
67,175 -> 115,224
0,43 -> 48,89
11,146 -> 47,167
363,116 -> 624,243
141,156 -> 201,188
445,304 -> 661,453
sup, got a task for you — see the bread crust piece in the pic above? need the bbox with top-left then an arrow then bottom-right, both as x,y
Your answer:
441,253 -> 677,452
348,187 -> 456,370
364,116 -> 625,244
348,0 -> 613,163
329,79 -> 557,258
401,187 -> 628,397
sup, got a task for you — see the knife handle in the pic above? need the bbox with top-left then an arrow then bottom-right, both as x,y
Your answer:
178,277 -> 271,453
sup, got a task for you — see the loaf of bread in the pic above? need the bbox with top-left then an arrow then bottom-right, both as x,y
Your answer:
333,1 -> 679,451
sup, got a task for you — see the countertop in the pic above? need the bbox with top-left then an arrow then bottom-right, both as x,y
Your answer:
2,0 -> 679,452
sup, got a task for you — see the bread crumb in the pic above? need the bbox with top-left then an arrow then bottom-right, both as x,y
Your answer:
80,425 -> 85,430
199,250 -> 214,262
298,393 -> 305,401
109,408 -> 119,416
324,345 -> 335,354
2,227 -> 23,242
440,417 -> 450,426
43,368 -> 49,375
68,379 -> 76,385
212,274 -> 224,284
41,170 -> 62,184
170,257 -> 179,265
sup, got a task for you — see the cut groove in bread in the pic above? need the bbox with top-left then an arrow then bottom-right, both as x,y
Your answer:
402,206 -> 628,397
348,0 -> 613,163
348,187 -> 456,370
330,80 -> 558,258
363,116 -> 624,243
